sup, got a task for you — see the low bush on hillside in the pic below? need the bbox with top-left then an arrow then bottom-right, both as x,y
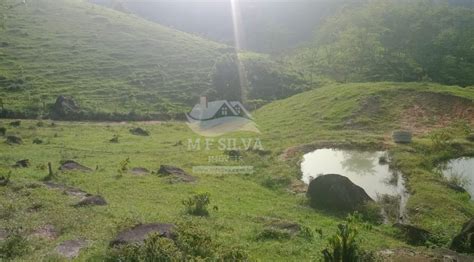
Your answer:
0,230 -> 30,260
182,192 -> 211,216
106,221 -> 249,261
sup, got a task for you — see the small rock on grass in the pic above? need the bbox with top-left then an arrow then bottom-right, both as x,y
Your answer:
60,160 -> 93,172
6,135 -> 22,145
13,159 -> 30,168
31,224 -> 59,240
110,223 -> 175,246
73,195 -> 107,207
130,167 -> 149,176
55,239 -> 88,259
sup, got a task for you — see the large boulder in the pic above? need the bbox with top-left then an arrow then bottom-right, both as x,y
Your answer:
52,95 -> 80,117
451,218 -> 474,253
110,223 -> 176,246
306,174 -> 372,211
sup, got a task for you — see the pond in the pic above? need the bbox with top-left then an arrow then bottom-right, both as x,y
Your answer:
301,148 -> 408,220
440,157 -> 474,198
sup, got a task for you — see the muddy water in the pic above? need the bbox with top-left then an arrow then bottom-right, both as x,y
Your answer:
301,149 -> 409,220
440,157 -> 474,198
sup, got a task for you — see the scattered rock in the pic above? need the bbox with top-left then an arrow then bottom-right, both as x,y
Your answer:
52,95 -> 80,116
157,165 -> 197,183
392,130 -> 412,144
60,160 -> 93,172
43,182 -> 90,198
110,223 -> 176,246
0,229 -> 9,241
13,159 -> 30,168
306,174 -> 372,211
6,135 -> 22,145
26,203 -> 43,213
0,176 -> 10,186
446,182 -> 467,194
451,218 -> 474,253
393,223 -> 431,245
130,167 -> 149,176
129,127 -> 150,136
73,195 -> 107,207
55,239 -> 87,259
467,133 -> 474,142
33,138 -> 43,144
9,120 -> 21,127
31,224 -> 59,240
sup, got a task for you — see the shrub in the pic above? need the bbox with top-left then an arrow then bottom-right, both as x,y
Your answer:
0,231 -> 30,260
117,157 -> 130,176
182,192 -> 211,216
105,221 -> 249,261
429,130 -> 452,150
110,134 -> 119,143
33,138 -> 43,144
0,127 -> 6,136
322,223 -> 360,262
321,213 -> 375,262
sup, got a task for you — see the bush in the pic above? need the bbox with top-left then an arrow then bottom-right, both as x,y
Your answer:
430,130 -> 452,150
0,127 -> 6,136
105,221 -> 249,261
322,223 -> 360,262
182,192 -> 211,216
0,231 -> 30,260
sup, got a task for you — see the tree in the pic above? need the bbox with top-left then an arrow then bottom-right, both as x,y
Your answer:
210,55 -> 247,102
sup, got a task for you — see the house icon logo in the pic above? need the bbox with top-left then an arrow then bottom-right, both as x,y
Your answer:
186,97 -> 261,137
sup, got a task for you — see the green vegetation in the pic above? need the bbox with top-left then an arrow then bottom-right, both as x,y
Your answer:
0,82 -> 472,260
0,0 -> 304,120
290,0 -> 474,87
182,192 -> 211,217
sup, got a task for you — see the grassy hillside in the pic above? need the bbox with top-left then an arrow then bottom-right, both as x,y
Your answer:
0,0 -> 230,117
0,0 -> 307,120
0,83 -> 473,260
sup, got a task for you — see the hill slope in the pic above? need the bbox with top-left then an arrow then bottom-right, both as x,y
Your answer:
255,82 -> 474,148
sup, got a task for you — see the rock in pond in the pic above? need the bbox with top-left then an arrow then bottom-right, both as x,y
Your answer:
73,195 -> 107,207
110,223 -> 176,246
306,174 -> 372,211
393,223 -> 431,245
451,218 -> 474,253
60,160 -> 93,172
157,165 -> 197,183
55,239 -> 88,259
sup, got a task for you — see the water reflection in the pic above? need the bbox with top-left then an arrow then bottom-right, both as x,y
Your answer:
440,157 -> 474,199
301,149 -> 399,199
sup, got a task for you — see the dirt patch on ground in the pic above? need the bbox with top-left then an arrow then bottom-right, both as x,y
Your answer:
130,167 -> 149,176
55,239 -> 88,259
377,248 -> 473,262
400,92 -> 474,134
31,224 -> 59,240
44,182 -> 90,199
